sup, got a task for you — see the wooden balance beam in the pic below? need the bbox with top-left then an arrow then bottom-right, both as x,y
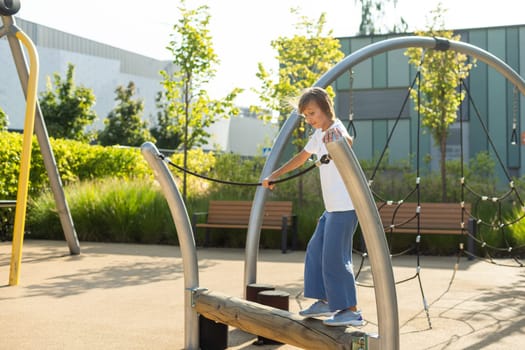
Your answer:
193,289 -> 376,350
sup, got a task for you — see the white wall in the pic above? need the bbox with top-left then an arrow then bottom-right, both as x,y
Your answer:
0,41 -> 163,131
0,22 -> 278,157
202,117 -> 278,157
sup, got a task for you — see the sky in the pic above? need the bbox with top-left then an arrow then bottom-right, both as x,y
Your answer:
13,0 -> 525,106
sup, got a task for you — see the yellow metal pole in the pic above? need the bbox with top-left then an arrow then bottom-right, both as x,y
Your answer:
9,29 -> 39,286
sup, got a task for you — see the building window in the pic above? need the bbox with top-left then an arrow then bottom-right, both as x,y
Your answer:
336,88 -> 411,121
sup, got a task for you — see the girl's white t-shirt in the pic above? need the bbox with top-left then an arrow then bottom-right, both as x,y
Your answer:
304,119 -> 354,212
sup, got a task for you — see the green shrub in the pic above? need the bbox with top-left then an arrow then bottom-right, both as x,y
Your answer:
15,130 -> 524,254
0,131 -> 152,199
167,148 -> 216,195
0,131 -> 22,198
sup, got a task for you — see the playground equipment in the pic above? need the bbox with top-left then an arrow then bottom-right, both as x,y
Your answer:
241,35 -> 525,349
142,140 -> 389,349
0,0 -> 80,285
142,35 -> 525,349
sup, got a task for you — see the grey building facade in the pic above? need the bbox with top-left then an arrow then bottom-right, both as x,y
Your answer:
1,17 -> 174,131
334,25 -> 525,182
1,17 -> 278,156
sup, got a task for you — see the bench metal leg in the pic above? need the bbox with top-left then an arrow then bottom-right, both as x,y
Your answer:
205,228 -> 211,247
281,217 -> 288,254
291,216 -> 298,251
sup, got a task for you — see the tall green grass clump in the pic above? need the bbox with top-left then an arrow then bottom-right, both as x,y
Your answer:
28,178 -> 176,244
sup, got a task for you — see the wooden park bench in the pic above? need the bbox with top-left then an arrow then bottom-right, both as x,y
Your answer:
0,200 -> 16,241
376,201 -> 475,253
192,200 -> 297,253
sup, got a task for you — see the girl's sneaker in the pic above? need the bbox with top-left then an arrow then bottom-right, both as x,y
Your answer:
323,309 -> 364,326
298,300 -> 333,318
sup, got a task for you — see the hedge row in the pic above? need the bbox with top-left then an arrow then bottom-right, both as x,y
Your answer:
0,131 -> 152,198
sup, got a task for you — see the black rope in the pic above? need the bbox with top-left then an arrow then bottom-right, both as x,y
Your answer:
347,69 -> 358,139
158,153 -> 331,187
461,80 -> 514,182
369,69 -> 421,181
456,78 -> 525,257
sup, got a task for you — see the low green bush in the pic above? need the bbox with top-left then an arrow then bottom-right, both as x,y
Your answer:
14,130 -> 524,254
0,131 -> 152,198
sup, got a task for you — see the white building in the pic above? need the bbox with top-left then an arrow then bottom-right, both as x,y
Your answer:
0,17 -> 277,156
203,107 -> 278,156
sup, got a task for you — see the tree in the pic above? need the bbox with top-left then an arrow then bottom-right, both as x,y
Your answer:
356,0 -> 408,35
161,0 -> 242,200
98,82 -> 154,147
0,107 -> 8,131
405,4 -> 475,201
149,91 -> 182,150
254,9 -> 345,204
39,63 -> 97,142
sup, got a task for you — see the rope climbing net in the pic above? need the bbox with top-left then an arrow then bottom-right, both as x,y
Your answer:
346,50 -> 525,328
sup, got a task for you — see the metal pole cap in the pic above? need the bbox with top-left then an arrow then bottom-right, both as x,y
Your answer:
0,0 -> 21,16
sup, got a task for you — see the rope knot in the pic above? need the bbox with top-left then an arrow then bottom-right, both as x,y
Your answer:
316,154 -> 331,167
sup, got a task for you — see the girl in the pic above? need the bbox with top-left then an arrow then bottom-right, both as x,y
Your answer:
262,87 -> 363,327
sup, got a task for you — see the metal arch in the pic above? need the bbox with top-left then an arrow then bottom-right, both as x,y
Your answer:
245,35 -> 525,350
141,142 -> 200,349
314,36 -> 525,94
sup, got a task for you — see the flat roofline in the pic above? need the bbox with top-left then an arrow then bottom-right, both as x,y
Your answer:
337,23 -> 525,40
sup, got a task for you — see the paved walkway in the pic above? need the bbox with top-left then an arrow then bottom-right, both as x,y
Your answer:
1,240 -> 524,349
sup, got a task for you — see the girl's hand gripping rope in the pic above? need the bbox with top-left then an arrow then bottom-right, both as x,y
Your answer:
261,176 -> 276,191
262,154 -> 331,191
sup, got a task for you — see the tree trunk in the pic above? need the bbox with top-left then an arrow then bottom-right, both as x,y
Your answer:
440,135 -> 447,202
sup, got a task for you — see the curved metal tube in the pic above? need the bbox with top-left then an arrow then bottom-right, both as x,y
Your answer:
243,111 -> 300,291
315,35 -> 525,95
327,139 -> 398,350
2,15 -> 80,256
8,28 -> 39,286
141,142 -> 199,350
246,35 -> 525,349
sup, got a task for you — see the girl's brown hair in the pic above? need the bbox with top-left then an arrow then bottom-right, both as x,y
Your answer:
298,87 -> 336,120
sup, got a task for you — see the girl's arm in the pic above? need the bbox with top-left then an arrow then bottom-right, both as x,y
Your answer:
261,149 -> 312,190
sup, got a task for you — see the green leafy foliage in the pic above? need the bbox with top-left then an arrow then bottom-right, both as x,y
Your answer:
0,107 -> 8,130
356,0 -> 408,35
405,5 -> 475,201
167,148 -> 216,195
28,178 -> 176,244
39,63 -> 97,142
0,131 -> 151,198
254,10 -> 344,128
253,9 -> 344,206
17,135 -> 520,252
504,205 -> 525,248
161,0 -> 242,198
0,131 -> 22,198
98,82 -> 154,146
149,91 -> 182,150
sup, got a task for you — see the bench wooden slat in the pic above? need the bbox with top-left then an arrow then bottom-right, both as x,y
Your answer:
377,202 -> 470,235
204,200 -> 294,228
197,224 -> 283,230
193,200 -> 297,253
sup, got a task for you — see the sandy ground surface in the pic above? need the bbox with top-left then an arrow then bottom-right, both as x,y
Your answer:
1,239 -> 524,349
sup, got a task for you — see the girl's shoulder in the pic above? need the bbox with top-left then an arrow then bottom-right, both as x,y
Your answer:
333,119 -> 349,134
